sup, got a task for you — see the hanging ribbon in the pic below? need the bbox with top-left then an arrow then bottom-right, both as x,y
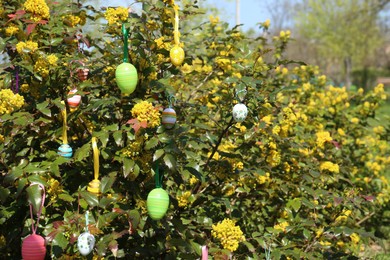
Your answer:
85,211 -> 89,232
87,137 -> 101,194
173,5 -> 180,46
236,88 -> 247,103
168,95 -> 175,108
29,183 -> 45,234
62,108 -> 68,145
154,164 -> 163,188
122,24 -> 129,63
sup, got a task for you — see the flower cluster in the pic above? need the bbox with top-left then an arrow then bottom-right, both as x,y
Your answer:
16,40 -> 38,54
177,191 -> 191,207
5,25 -> 19,36
212,218 -> 245,252
274,221 -> 289,232
130,101 -> 160,128
0,89 -> 25,115
316,131 -> 332,148
104,7 -> 128,26
34,54 -> 58,77
319,161 -> 339,173
23,0 -> 50,21
63,14 -> 81,27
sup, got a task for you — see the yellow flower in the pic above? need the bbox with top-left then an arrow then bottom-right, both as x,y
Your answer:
0,134 -> 4,143
319,161 -> 339,173
209,15 -> 220,25
0,89 -> 25,115
16,41 -> 39,54
63,14 -> 81,27
261,115 -> 272,125
337,128 -> 345,136
274,221 -> 289,232
131,100 -> 160,128
256,172 -> 270,184
263,19 -> 270,29
23,0 -> 50,21
181,63 -> 193,74
350,233 -> 360,244
316,227 -> 324,238
316,131 -> 332,148
212,218 -> 245,252
177,191 -> 191,207
5,25 -> 19,36
47,54 -> 58,66
154,36 -> 165,49
351,117 -> 359,124
104,7 -> 129,26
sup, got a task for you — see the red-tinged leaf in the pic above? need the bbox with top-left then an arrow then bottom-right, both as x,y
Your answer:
126,118 -> 139,124
112,208 -> 126,214
53,1 -> 60,4
37,20 -> 48,25
8,10 -> 25,20
69,233 -> 78,244
362,195 -> 375,202
139,121 -> 147,128
16,10 -> 26,15
26,23 -> 37,35
53,220 -> 64,228
46,229 -> 60,241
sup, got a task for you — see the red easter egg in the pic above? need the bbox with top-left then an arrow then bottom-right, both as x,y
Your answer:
67,88 -> 81,108
22,234 -> 46,260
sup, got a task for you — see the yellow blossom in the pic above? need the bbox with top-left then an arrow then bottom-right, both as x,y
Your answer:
24,0 -> 50,21
319,161 -> 339,173
104,7 -> 129,26
131,100 -> 160,128
262,115 -> 272,125
256,172 -> 270,184
5,25 -> 19,36
263,19 -> 270,29
274,221 -> 289,232
63,14 -> 81,27
351,117 -> 359,124
212,219 -> 245,252
350,233 -> 360,244
316,131 -> 332,148
177,191 -> 191,207
0,89 -> 25,115
337,128 -> 345,136
16,41 -> 39,54
209,15 -> 220,25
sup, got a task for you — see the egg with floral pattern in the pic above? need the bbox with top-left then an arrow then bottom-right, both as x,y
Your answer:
77,232 -> 95,256
232,103 -> 248,122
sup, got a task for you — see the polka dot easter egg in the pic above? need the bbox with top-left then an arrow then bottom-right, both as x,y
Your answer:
77,232 -> 95,256
232,103 -> 248,122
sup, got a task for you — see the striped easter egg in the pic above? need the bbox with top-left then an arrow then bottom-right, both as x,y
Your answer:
22,234 -> 46,260
115,62 -> 138,94
67,88 -> 81,109
170,45 -> 185,66
58,144 -> 73,158
147,188 -> 169,220
162,108 -> 177,129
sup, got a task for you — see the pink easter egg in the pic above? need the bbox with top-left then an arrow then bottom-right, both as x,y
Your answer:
67,88 -> 81,108
22,234 -> 46,260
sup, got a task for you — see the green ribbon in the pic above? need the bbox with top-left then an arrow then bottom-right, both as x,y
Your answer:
122,23 -> 129,63
154,164 -> 163,188
168,95 -> 175,108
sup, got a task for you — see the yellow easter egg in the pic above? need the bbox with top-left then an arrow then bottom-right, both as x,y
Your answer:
170,46 -> 185,66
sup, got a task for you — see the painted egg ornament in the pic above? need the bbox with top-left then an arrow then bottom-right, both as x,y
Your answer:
170,45 -> 185,66
22,234 -> 46,260
162,107 -> 177,129
77,231 -> 95,256
147,188 -> 169,220
115,63 -> 138,94
67,88 -> 81,109
77,68 -> 89,81
58,143 -> 73,158
232,103 -> 248,122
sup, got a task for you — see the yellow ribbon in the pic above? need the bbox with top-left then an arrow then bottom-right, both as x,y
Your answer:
88,137 -> 101,194
173,5 -> 180,45
62,108 -> 68,144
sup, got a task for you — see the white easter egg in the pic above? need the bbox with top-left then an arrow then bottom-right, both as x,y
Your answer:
77,232 -> 95,256
232,103 -> 248,122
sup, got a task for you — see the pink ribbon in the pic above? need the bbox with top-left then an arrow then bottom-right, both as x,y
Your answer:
29,183 -> 46,234
201,245 -> 208,260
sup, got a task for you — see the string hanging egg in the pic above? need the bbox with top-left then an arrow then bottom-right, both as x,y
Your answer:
169,4 -> 185,66
77,211 -> 95,256
115,24 -> 138,94
22,184 -> 46,260
147,166 -> 169,220
87,137 -> 101,194
57,107 -> 72,158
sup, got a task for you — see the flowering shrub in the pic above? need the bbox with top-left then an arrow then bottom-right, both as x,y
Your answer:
0,0 -> 389,259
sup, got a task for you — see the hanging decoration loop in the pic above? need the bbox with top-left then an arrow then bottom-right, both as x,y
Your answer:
87,137 -> 101,194
236,88 -> 247,103
62,107 -> 68,145
173,5 -> 180,45
85,211 -> 89,232
122,23 -> 129,63
29,183 -> 46,234
154,164 -> 163,188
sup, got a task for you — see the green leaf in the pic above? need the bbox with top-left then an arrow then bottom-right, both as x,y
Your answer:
26,184 -> 44,215
243,241 -> 256,252
49,38 -> 63,46
163,153 -> 176,170
0,187 -> 10,203
100,175 -> 116,194
74,142 -> 91,162
128,209 -> 140,229
153,149 -> 165,161
122,158 -> 134,178
80,191 -> 99,207
58,193 -> 75,202
145,137 -> 159,150
53,232 -> 68,250
287,198 -> 301,212
113,130 -> 123,146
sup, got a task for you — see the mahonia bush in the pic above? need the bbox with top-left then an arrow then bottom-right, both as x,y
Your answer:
0,0 -> 389,259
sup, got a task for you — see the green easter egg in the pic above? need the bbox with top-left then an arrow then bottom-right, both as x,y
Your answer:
115,62 -> 138,94
147,188 -> 169,220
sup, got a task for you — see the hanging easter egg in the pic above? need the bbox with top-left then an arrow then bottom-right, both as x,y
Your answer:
115,63 -> 138,94
77,231 -> 95,256
147,188 -> 169,220
232,103 -> 248,122
58,143 -> 72,158
162,107 -> 177,129
87,179 -> 101,194
67,88 -> 81,109
77,68 -> 89,81
170,45 -> 185,66
22,234 -> 46,260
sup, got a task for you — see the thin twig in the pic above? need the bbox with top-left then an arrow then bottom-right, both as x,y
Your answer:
186,71 -> 214,102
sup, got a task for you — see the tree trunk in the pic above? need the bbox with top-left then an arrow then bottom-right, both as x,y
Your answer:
344,57 -> 352,90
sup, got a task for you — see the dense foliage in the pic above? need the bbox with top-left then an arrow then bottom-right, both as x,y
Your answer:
0,0 -> 389,259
